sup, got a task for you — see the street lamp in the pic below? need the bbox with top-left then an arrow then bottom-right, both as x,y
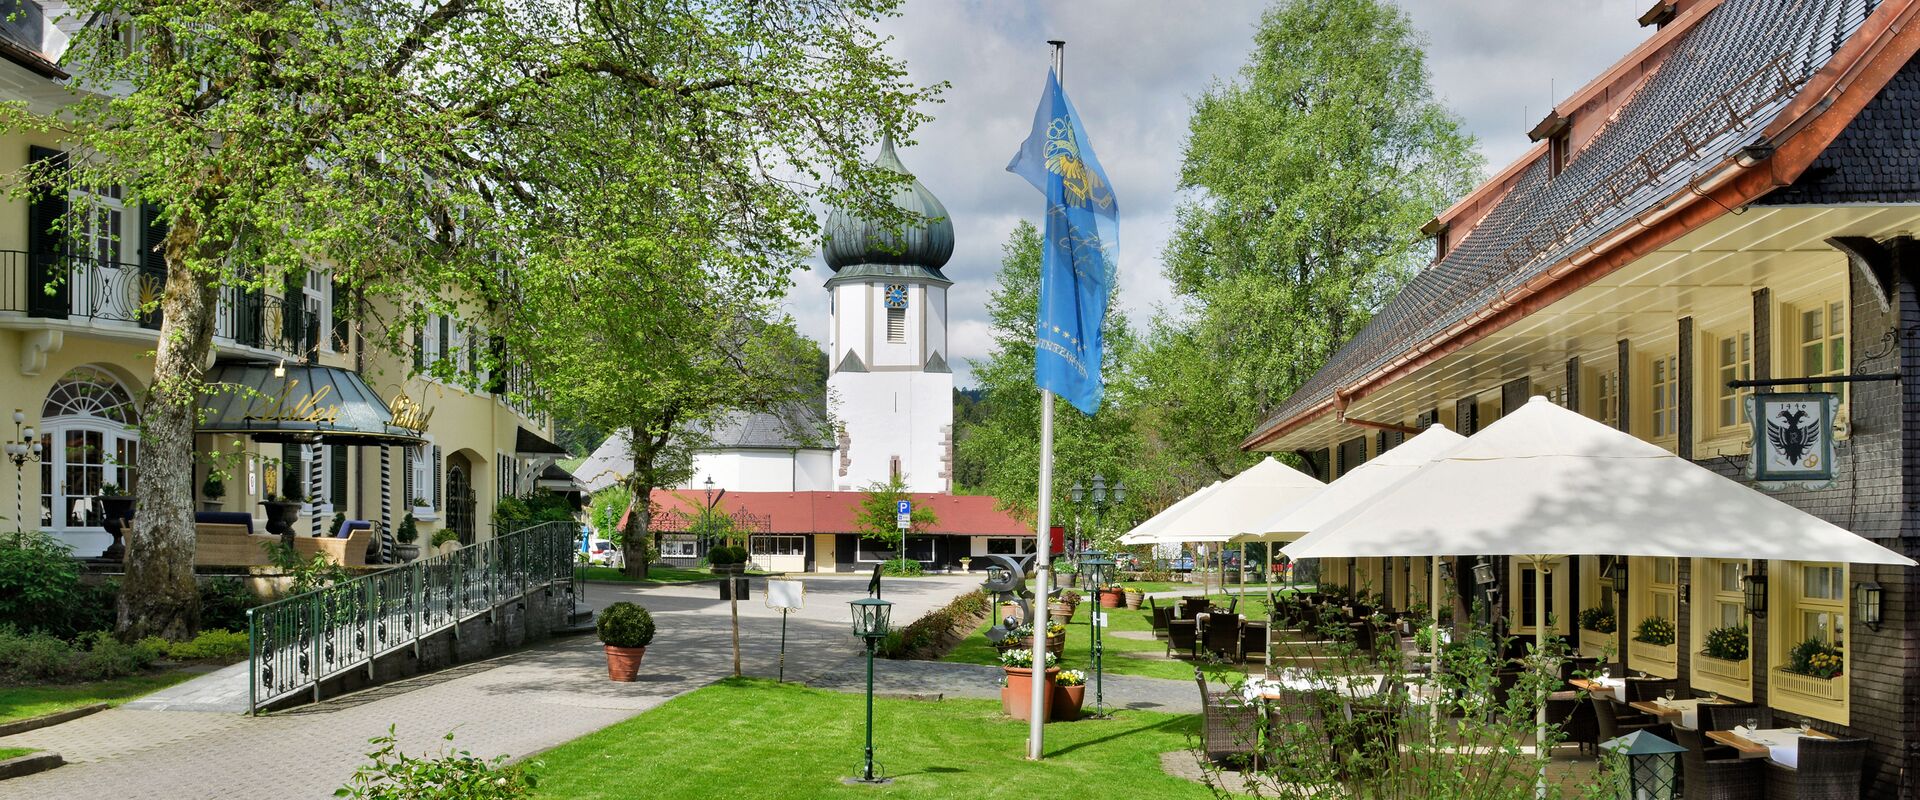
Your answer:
848,596 -> 894,785
1854,580 -> 1883,631
1600,729 -> 1685,800
3,409 -> 43,533
1742,574 -> 1768,619
1078,550 -> 1114,718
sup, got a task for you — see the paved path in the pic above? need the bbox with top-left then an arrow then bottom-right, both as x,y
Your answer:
0,574 -> 977,799
807,657 -> 1201,714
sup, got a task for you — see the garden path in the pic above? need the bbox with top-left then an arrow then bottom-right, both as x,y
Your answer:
0,573 -> 977,799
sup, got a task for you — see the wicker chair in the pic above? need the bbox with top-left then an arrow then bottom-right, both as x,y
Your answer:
1168,619 -> 1198,659
1198,613 -> 1244,662
1625,676 -> 1684,704
1241,620 -> 1268,662
1593,696 -> 1669,743
1148,600 -> 1173,638
1194,668 -> 1263,769
1765,737 -> 1868,800
1182,596 -> 1211,619
1676,725 -> 1759,799
1547,690 -> 1598,755
1700,704 -> 1770,733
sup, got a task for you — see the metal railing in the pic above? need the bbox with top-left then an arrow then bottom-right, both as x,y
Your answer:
245,520 -> 579,714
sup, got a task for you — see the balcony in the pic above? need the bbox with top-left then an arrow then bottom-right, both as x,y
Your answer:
0,249 -> 320,357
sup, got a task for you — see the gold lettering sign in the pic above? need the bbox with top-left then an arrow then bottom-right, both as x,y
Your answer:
389,393 -> 435,433
247,379 -> 341,425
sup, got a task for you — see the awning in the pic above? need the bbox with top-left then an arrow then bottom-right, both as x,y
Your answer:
535,463 -> 583,492
516,427 -> 569,458
197,362 -> 424,445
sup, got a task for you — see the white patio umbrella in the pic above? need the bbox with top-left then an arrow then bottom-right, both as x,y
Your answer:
1130,457 -> 1323,607
1283,396 -> 1913,796
1236,424 -> 1467,673
1117,480 -> 1221,545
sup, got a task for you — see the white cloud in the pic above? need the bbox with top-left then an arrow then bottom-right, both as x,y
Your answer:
786,0 -> 1650,388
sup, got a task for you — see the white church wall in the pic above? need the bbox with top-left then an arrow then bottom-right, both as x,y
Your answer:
794,450 -> 835,491
925,284 -> 948,362
828,369 -> 948,493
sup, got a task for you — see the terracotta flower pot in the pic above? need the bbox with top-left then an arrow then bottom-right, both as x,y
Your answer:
1049,603 -> 1074,625
1099,589 -> 1124,608
604,644 -> 647,682
1051,684 -> 1086,721
1001,666 -> 1059,721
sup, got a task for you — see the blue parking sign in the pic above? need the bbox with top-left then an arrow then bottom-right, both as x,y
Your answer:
897,500 -> 911,515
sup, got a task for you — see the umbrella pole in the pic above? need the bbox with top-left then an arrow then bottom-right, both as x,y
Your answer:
1265,544 -> 1275,671
1534,558 -> 1551,799
1430,556 -> 1440,697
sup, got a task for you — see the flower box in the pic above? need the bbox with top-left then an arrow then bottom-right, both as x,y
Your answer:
1629,639 -> 1676,672
1694,652 -> 1749,682
1578,630 -> 1613,659
1773,667 -> 1844,702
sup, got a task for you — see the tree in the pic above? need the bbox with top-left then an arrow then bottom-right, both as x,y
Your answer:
1143,0 -> 1481,479
4,0 -> 934,636
952,221 -> 1145,546
854,474 -> 936,552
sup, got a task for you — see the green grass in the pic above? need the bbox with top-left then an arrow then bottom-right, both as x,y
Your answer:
1116,581 -> 1298,595
528,678 -> 1216,799
0,747 -> 37,760
941,593 -> 1278,681
575,565 -> 764,583
0,670 -> 200,724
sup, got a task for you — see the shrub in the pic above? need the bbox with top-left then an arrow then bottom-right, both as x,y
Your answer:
430,528 -> 461,549
0,531 -> 85,636
0,626 -> 157,682
153,630 -> 250,662
1578,606 -> 1616,634
1633,615 -> 1675,646
1702,625 -> 1749,661
706,545 -> 748,567
338,726 -> 535,799
73,632 -> 157,680
199,578 -> 259,632
596,602 -> 656,648
876,590 -> 990,660
1785,638 -> 1843,678
397,512 -> 419,545
880,558 -> 922,577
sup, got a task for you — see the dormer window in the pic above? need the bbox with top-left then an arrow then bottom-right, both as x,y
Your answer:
1550,129 -> 1572,177
1528,112 -> 1573,178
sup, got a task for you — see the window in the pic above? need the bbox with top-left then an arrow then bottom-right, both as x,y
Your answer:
73,185 -> 124,264
886,306 -> 905,343
856,537 -> 897,562
1796,564 -> 1846,646
1692,558 -> 1754,698
1716,333 -> 1753,431
39,367 -> 139,542
1798,302 -> 1847,400
660,534 -> 698,558
1650,355 -> 1678,439
1550,130 -> 1572,176
301,268 -> 329,352
750,535 -> 807,557
409,443 -> 437,517
985,537 -> 1033,556
1595,371 -> 1620,428
1630,555 -> 1679,675
1542,384 -> 1567,408
1708,560 -> 1748,631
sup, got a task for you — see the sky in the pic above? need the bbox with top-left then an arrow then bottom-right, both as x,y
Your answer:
781,0 -> 1654,389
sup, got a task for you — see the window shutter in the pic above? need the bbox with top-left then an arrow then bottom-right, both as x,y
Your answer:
487,335 -> 507,393
1501,378 -> 1531,417
437,315 -> 450,366
413,326 -> 425,371
402,446 -> 415,506
330,444 -> 348,507
1456,397 -> 1478,435
431,446 -> 443,507
331,279 -> 349,353
26,146 -> 69,319
137,203 -> 168,329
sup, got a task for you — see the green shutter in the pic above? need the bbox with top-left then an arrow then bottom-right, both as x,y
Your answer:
26,146 -> 69,319
330,444 -> 348,508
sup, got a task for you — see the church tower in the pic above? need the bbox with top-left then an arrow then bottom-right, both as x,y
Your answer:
821,139 -> 955,493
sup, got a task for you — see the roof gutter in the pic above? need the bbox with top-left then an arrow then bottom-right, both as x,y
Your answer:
1243,0 -> 1920,452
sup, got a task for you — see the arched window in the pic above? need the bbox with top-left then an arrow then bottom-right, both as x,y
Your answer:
40,366 -> 140,536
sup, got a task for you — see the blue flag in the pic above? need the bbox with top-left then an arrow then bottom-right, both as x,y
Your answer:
1007,68 -> 1118,415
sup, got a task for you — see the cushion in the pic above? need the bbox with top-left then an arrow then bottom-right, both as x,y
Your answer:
335,519 -> 373,538
194,511 -> 254,534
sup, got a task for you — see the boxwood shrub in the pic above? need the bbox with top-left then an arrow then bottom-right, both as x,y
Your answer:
597,602 -> 656,648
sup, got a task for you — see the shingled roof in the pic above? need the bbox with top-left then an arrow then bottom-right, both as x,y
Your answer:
1246,0 -> 1883,448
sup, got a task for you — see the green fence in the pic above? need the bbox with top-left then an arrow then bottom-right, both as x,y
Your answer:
246,519 -> 579,714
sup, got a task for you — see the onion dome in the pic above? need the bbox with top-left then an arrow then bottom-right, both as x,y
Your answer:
822,137 -> 955,279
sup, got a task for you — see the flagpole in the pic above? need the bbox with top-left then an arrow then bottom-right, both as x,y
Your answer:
1026,38 -> 1067,763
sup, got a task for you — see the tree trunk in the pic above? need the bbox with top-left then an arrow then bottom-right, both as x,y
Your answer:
120,225 -> 219,640
621,481 -> 652,580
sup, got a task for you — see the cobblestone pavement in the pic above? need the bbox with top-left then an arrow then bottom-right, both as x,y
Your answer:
807,656 -> 1202,714
0,574 -> 977,800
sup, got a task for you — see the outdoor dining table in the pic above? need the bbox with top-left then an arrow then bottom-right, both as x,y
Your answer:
1569,676 -> 1628,699
1628,697 -> 1732,730
1242,671 -> 1393,701
1706,726 -> 1836,767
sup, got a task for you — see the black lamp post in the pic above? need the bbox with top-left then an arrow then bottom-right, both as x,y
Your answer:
1742,574 -> 1768,619
1600,729 -> 1684,800
1078,550 -> 1114,718
849,596 -> 893,785
3,409 -> 42,537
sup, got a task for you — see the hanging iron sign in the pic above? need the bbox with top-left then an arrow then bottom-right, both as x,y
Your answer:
1746,392 -> 1838,490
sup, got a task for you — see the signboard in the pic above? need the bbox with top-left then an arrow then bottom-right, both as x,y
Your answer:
896,500 -> 911,530
765,578 -> 805,610
1746,392 -> 1838,490
1048,525 -> 1064,556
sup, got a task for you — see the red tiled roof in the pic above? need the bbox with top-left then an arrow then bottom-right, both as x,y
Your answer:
645,490 -> 1032,536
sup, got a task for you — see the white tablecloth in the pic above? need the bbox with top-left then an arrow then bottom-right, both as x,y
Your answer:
1649,698 -> 1708,729
1740,727 -> 1812,768
1242,671 -> 1387,701
1591,677 -> 1626,698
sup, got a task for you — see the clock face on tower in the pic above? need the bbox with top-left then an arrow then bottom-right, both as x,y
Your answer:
884,283 -> 908,309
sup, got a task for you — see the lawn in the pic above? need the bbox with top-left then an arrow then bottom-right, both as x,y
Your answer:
575,565 -> 763,583
0,670 -> 200,724
941,593 -> 1276,682
0,747 -> 36,759
1116,580 -> 1301,595
528,678 -> 1217,799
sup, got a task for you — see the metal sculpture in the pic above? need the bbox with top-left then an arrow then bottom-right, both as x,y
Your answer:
978,554 -> 1057,646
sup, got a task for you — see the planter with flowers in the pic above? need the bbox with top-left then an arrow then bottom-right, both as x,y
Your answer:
1774,637 -> 1845,702
597,601 -> 656,682
1628,615 -> 1677,671
1696,624 -> 1750,682
1098,585 -> 1125,608
998,621 -> 1066,660
1123,587 -> 1144,610
1578,606 -> 1617,659
1051,669 -> 1087,721
1049,590 -> 1080,625
999,647 -> 1060,721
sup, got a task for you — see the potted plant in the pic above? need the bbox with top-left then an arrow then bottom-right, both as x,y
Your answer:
1123,587 -> 1144,610
1632,615 -> 1676,646
1000,621 -> 1066,660
597,601 -> 656,681
96,483 -> 135,560
201,470 -> 226,510
1784,638 -> 1843,679
1098,584 -> 1125,609
1578,606 -> 1617,634
998,647 -> 1059,722
1048,589 -> 1079,624
394,512 -> 421,561
958,556 -> 972,572
708,543 -> 748,575
260,493 -> 304,542
1051,669 -> 1087,721
411,496 -> 430,510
